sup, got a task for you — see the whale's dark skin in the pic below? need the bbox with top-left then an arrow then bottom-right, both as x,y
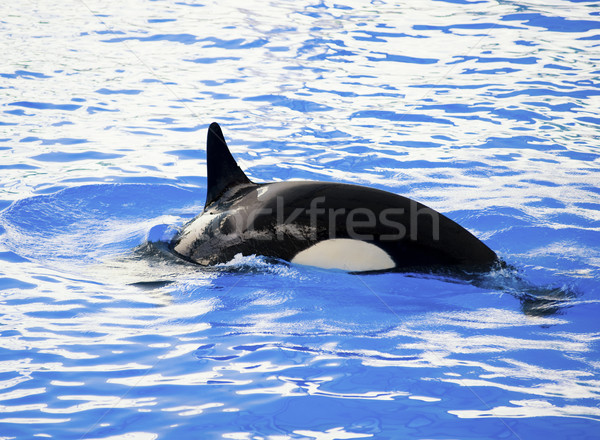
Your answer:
170,122 -> 498,272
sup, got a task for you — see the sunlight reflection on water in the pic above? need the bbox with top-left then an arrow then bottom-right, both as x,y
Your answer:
1,0 -> 599,439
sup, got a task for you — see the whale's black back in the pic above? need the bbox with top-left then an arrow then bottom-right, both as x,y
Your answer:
170,122 -> 498,272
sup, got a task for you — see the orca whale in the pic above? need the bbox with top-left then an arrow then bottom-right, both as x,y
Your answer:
170,122 -> 498,272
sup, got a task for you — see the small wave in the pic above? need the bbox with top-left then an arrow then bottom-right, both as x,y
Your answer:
469,265 -> 578,316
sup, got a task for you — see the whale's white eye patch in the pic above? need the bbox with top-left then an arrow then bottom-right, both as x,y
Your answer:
291,239 -> 395,272
173,211 -> 226,255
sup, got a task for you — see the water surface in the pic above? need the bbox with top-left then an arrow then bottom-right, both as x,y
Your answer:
1,0 -> 599,439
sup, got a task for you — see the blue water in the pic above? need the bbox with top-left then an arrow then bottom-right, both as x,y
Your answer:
1,1 -> 599,439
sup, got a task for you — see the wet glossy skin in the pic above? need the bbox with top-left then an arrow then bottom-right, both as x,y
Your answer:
170,180 -> 498,271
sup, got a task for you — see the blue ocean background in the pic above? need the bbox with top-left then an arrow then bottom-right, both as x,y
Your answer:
1,0 -> 599,439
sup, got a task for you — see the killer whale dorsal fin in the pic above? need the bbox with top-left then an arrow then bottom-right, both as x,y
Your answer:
205,122 -> 252,208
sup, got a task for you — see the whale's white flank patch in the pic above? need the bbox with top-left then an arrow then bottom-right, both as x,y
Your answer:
291,239 -> 395,272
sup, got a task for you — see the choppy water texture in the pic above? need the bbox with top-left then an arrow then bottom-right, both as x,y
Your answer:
1,0 -> 600,439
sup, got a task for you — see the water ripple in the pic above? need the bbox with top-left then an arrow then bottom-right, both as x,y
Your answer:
0,0 -> 599,439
